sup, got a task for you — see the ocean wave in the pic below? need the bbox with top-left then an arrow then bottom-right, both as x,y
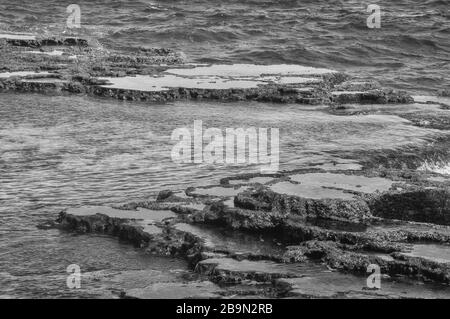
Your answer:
0,0 -> 449,92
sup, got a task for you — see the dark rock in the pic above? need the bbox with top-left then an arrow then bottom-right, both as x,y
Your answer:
234,185 -> 372,223
0,32 -> 416,106
439,89 -> 450,97
157,190 -> 174,201
195,257 -> 317,284
369,188 -> 450,225
331,89 -> 414,104
124,281 -> 223,299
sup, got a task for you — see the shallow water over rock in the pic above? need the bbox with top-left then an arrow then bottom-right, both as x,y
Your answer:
304,218 -> 369,233
174,223 -> 285,257
308,159 -> 363,171
0,93 -> 447,298
99,63 -> 332,92
401,244 -> 450,264
21,78 -> 68,84
0,33 -> 36,40
228,176 -> 275,185
197,257 -> 327,280
100,74 -> 267,91
190,186 -> 249,197
278,272 -> 450,299
125,281 -> 221,299
1,0 -> 449,298
67,206 -> 176,223
288,173 -> 395,194
270,181 -> 356,200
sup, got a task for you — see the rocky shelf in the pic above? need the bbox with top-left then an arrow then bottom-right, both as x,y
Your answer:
0,32 -> 417,105
45,167 -> 450,299
5,31 -> 449,298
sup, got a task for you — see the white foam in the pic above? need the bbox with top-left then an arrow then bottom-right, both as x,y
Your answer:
418,161 -> 450,175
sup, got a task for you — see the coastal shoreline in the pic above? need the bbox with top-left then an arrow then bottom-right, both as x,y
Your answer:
2,32 -> 449,299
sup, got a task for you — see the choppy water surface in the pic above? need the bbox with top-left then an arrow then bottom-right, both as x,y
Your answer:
0,0 -> 449,298
0,92 -> 447,297
0,0 -> 449,93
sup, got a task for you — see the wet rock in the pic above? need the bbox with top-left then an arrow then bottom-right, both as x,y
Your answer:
334,80 -> 381,92
368,187 -> 450,225
123,281 -> 222,299
54,168 -> 450,295
398,243 -> 450,265
187,185 -> 249,198
81,267 -> 195,298
283,240 -> 450,284
57,206 -> 176,247
173,223 -> 285,260
157,190 -> 174,201
28,28 -> 447,295
195,199 -> 287,230
331,89 -> 414,104
439,89 -> 450,97
4,36 -> 88,47
393,244 -> 450,282
282,216 -> 450,251
234,185 -> 372,224
196,258 -> 325,284
275,272 -> 450,299
118,199 -> 207,216
0,33 -> 415,105
275,272 -> 391,298
221,173 -> 280,186
230,170 -> 449,226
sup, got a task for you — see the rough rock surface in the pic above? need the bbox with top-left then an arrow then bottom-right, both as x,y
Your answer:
9,31 -> 447,299
0,32 -> 414,105
51,167 -> 450,299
